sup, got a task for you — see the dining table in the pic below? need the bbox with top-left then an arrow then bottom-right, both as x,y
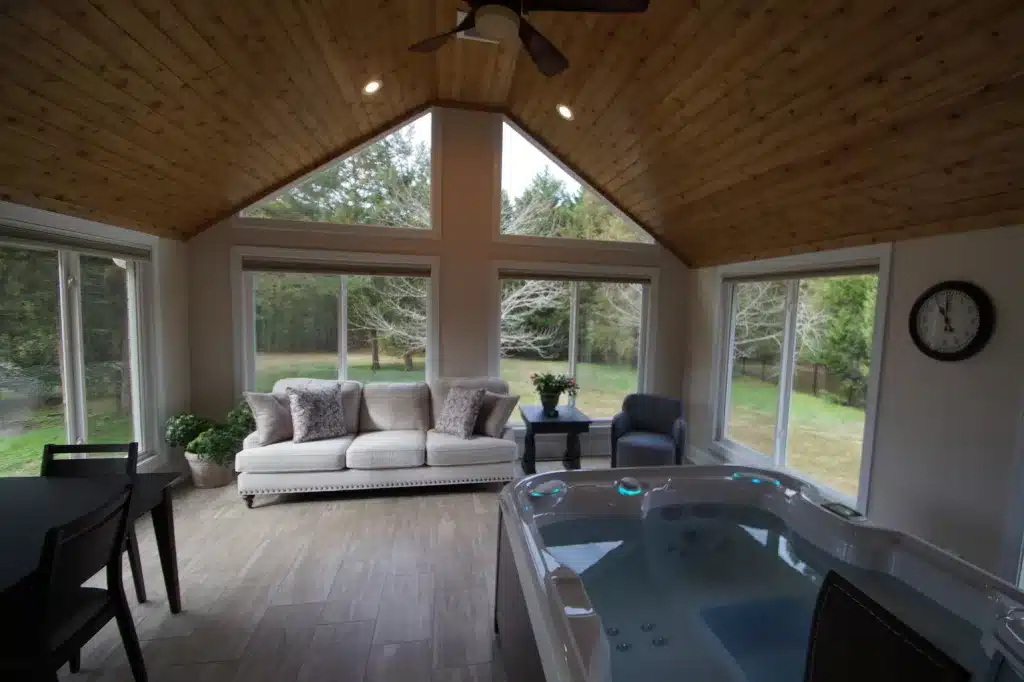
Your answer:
0,472 -> 183,612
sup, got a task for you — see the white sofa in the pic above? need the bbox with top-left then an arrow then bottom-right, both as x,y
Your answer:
236,377 -> 518,507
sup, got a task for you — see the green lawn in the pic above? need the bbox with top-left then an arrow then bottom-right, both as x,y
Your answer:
726,375 -> 865,497
0,398 -> 133,477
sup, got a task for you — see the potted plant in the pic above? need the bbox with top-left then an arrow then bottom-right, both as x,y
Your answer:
183,425 -> 240,488
530,372 -> 579,417
165,411 -> 242,489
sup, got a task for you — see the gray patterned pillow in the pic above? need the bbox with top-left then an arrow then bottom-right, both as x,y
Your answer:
244,391 -> 293,445
436,387 -> 486,439
286,384 -> 347,443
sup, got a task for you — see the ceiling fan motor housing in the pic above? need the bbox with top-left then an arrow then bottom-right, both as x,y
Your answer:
475,4 -> 521,44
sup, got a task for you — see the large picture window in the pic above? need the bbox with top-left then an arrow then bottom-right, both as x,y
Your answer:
500,123 -> 653,244
243,114 -> 432,230
250,271 -> 430,391
718,271 -> 881,501
0,245 -> 148,476
498,276 -> 648,421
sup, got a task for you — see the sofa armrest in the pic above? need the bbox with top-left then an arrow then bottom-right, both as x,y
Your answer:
242,431 -> 261,450
610,411 -> 631,466
671,417 -> 688,465
500,426 -> 516,443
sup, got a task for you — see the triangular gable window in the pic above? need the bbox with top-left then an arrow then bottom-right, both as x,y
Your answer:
243,113 -> 431,229
500,123 -> 652,244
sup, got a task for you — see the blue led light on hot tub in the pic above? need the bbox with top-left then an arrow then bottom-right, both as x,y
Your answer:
616,477 -> 644,496
730,471 -> 782,487
529,480 -> 567,497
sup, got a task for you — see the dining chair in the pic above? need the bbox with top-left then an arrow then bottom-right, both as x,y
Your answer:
41,443 -> 147,604
0,486 -> 148,681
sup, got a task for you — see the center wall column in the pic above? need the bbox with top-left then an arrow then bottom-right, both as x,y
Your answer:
434,108 -> 503,378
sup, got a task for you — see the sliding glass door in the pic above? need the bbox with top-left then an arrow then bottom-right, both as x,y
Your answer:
0,244 -> 148,476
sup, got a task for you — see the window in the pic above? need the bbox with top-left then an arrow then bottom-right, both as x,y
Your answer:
0,245 -> 149,476
251,271 -> 430,391
500,123 -> 653,244
719,272 -> 880,500
498,276 -> 648,421
242,113 -> 432,229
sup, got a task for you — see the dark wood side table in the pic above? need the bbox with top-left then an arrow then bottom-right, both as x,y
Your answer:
519,404 -> 592,475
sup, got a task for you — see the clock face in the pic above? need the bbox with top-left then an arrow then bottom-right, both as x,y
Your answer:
914,289 -> 980,354
909,281 -> 994,361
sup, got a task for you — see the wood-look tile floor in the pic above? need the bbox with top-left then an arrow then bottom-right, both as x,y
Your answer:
68,457 -> 609,682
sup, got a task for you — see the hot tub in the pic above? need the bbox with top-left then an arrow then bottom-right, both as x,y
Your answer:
494,466 -> 1024,682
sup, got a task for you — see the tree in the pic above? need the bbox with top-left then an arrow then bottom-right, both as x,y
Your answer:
816,275 -> 877,406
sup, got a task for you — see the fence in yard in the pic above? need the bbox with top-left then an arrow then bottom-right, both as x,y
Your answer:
731,358 -> 867,407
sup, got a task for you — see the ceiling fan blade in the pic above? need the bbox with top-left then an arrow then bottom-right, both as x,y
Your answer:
409,11 -> 476,53
519,20 -> 569,77
523,0 -> 650,12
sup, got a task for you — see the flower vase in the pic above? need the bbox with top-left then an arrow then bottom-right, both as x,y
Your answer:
540,392 -> 560,417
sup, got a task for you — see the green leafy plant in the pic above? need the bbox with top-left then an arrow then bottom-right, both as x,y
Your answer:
164,413 -> 212,449
529,372 -> 579,398
226,400 -> 255,438
186,426 -> 241,467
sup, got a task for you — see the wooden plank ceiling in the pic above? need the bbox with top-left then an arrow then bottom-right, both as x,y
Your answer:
0,0 -> 1022,265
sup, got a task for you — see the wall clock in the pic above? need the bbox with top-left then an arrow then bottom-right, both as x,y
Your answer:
908,280 -> 994,362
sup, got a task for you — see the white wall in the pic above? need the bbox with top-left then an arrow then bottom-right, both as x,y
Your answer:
150,238 -> 191,471
685,225 -> 1024,575
187,108 -> 689,455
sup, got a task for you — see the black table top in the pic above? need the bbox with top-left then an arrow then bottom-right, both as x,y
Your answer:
520,404 -> 592,426
0,472 -> 180,593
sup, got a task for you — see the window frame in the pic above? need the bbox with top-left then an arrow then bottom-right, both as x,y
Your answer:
490,261 -> 658,424
0,241 -> 155,459
233,246 -> 440,394
238,109 -> 441,239
710,245 -> 892,511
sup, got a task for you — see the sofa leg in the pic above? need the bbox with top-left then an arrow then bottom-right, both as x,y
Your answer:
243,494 -> 255,509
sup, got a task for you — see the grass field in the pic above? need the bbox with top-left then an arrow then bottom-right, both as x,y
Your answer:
0,355 -> 867,495
726,375 -> 865,497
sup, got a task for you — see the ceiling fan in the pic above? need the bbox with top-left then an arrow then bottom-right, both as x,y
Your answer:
409,0 -> 651,78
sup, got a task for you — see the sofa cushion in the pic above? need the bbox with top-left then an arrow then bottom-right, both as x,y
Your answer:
347,430 -> 426,469
426,430 -> 517,467
475,392 -> 520,438
235,436 -> 353,473
358,383 -> 430,432
429,377 -> 509,426
244,392 -> 293,445
274,378 -> 362,435
617,431 -> 675,467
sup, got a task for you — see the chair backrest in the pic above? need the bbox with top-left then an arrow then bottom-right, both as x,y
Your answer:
804,570 -> 969,682
41,442 -> 138,478
621,393 -> 683,434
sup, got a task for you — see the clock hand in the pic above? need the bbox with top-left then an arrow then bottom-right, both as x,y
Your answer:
937,302 -> 954,333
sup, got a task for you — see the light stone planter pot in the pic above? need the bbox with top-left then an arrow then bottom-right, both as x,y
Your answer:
185,452 -> 235,488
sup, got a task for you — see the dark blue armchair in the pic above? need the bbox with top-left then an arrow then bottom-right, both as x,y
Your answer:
611,394 -> 687,467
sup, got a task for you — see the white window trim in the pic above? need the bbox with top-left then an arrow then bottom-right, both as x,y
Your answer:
232,246 -> 440,395
492,118 -> 660,252
237,109 -> 441,240
489,260 -> 658,423
709,244 -> 892,512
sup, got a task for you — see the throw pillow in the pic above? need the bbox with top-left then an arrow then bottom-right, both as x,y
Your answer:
243,392 -> 293,445
475,392 -> 520,438
286,384 -> 347,443
436,387 -> 486,439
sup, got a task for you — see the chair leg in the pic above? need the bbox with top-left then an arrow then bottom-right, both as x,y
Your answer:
126,526 -> 147,603
69,649 -> 81,673
114,597 -> 148,682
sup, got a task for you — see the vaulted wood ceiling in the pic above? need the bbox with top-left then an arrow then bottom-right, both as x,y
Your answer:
1,0 -> 1022,265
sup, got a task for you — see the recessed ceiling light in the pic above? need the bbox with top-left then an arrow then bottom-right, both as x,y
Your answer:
362,80 -> 382,95
556,104 -> 574,120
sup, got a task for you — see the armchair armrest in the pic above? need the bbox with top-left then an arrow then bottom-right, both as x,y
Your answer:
671,417 -> 688,465
242,431 -> 261,450
610,411 -> 632,467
